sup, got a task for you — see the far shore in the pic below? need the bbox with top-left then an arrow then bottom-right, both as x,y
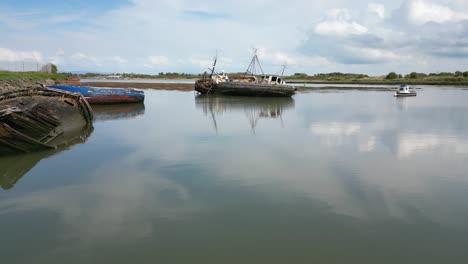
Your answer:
1,71 -> 468,93
82,81 -> 395,92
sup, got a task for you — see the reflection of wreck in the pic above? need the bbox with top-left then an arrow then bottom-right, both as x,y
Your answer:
195,95 -> 294,133
92,103 -> 145,122
0,87 -> 93,155
0,125 -> 93,190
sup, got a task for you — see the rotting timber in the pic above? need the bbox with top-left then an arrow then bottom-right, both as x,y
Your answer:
0,87 -> 93,155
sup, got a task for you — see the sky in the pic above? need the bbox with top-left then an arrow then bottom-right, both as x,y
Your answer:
0,0 -> 467,75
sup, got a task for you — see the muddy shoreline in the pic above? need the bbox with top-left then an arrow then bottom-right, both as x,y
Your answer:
82,81 -> 396,92
1,79 -> 401,93
0,79 -> 57,93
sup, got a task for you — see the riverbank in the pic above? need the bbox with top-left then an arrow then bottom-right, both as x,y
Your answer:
287,79 -> 468,86
83,81 -> 398,91
0,72 -> 71,92
0,79 -> 59,92
2,71 -> 467,93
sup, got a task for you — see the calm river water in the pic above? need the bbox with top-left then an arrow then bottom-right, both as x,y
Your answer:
1,86 -> 468,263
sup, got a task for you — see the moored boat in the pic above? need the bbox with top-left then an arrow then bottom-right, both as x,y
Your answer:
48,85 -> 145,104
394,84 -> 417,97
0,87 -> 93,154
216,75 -> 296,97
194,51 -> 296,97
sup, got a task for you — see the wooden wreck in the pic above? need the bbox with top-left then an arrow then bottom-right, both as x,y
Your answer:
0,87 -> 93,155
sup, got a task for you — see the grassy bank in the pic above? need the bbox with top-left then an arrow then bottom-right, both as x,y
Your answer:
286,79 -> 468,86
0,71 -> 71,81
285,72 -> 468,85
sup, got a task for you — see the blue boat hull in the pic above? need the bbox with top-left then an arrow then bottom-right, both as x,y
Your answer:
48,85 -> 145,104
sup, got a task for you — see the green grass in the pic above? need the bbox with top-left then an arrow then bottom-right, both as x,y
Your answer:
285,76 -> 468,85
0,71 -> 72,81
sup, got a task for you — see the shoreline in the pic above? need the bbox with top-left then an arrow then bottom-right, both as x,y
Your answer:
2,79 -> 467,94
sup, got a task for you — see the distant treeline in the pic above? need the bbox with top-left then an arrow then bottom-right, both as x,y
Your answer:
385,71 -> 468,80
76,72 -> 203,79
70,70 -> 468,85
287,72 -> 368,80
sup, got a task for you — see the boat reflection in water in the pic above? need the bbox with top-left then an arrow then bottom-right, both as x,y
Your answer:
92,103 -> 145,122
0,126 -> 93,190
195,95 -> 294,133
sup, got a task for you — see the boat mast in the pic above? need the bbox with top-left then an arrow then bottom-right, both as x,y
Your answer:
244,49 -> 265,77
209,51 -> 218,78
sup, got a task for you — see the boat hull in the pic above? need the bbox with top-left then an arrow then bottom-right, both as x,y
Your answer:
194,80 -> 215,94
394,92 -> 417,97
48,85 -> 145,104
0,87 -> 93,154
217,82 -> 296,97
194,80 -> 296,97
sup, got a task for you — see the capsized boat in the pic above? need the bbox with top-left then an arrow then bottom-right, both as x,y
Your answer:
0,87 -> 93,155
394,84 -> 417,97
194,51 -> 296,97
48,85 -> 145,104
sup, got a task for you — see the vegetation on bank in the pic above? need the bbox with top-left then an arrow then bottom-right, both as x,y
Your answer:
2,68 -> 468,85
0,71 -> 71,81
285,71 -> 468,85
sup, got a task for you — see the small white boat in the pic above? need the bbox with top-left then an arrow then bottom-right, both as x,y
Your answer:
394,84 -> 417,97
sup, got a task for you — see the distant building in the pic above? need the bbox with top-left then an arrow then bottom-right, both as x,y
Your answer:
106,74 -> 122,79
40,63 -> 53,73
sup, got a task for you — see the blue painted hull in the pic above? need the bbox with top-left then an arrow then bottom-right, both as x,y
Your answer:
48,85 -> 145,104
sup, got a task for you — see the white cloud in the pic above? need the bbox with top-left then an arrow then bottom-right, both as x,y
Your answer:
315,9 -> 368,36
0,47 -> 43,62
398,133 -> 468,158
111,56 -> 127,65
310,122 -> 361,146
368,3 -> 385,19
346,47 -> 402,62
147,55 -> 169,66
1,0 -> 467,74
408,0 -> 468,24
69,52 -> 102,68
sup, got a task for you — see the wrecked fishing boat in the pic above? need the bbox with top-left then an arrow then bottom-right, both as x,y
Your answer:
0,87 -> 93,155
48,85 -> 145,104
194,51 -> 296,97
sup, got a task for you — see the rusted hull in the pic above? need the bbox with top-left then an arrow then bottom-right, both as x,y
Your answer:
86,95 -> 144,104
49,85 -> 145,104
0,87 -> 94,155
194,80 -> 215,94
217,82 -> 296,97
195,79 -> 296,97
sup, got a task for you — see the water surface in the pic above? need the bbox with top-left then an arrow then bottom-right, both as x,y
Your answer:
1,86 -> 468,263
